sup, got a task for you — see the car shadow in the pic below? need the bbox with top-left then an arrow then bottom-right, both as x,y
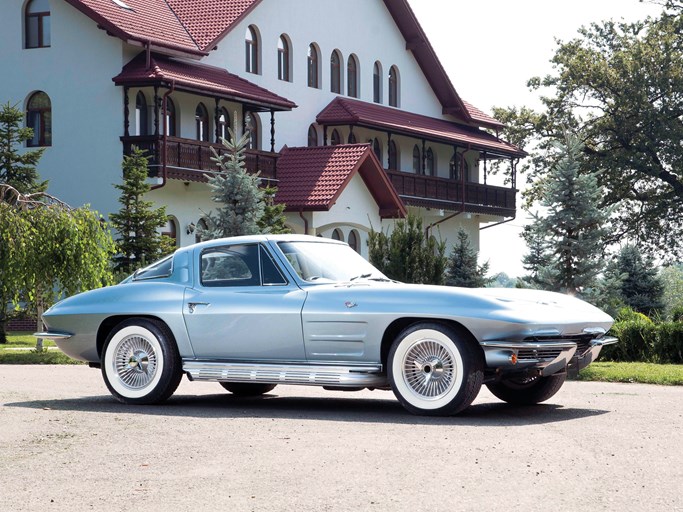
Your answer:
5,391 -> 610,426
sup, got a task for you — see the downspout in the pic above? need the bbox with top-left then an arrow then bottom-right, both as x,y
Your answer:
298,209 -> 309,235
480,158 -> 519,231
145,39 -> 151,69
426,211 -> 461,239
151,80 -> 175,191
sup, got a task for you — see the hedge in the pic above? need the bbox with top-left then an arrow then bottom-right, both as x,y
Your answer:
602,321 -> 683,364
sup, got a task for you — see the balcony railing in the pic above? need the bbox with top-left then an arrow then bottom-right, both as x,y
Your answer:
386,169 -> 516,217
121,136 -> 278,181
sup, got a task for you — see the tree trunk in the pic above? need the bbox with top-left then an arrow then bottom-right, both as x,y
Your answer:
0,316 -> 7,344
34,302 -> 44,352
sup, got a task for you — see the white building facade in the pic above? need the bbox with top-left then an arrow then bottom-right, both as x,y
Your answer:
1,0 -> 525,258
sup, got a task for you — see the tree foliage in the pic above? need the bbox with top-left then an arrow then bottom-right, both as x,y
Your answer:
660,264 -> 683,320
258,185 -> 290,235
616,244 -> 665,317
495,6 -> 683,258
0,102 -> 47,194
109,147 -> 174,274
0,185 -> 115,344
368,213 -> 446,285
521,134 -> 611,295
445,229 -> 491,288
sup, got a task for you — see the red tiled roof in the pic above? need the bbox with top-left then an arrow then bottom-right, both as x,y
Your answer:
113,53 -> 296,110
275,144 -> 406,218
316,98 -> 525,158
461,100 -> 504,129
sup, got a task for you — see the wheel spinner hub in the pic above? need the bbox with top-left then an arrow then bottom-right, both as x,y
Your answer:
115,336 -> 158,389
403,339 -> 455,399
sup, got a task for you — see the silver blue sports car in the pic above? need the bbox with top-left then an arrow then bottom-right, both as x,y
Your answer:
36,234 -> 617,416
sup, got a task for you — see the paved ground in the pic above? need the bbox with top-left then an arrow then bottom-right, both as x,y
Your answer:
1,365 -> 681,512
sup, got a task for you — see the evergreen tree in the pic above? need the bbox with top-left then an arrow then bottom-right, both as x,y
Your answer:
616,244 -> 665,317
520,221 -> 555,289
445,229 -> 491,288
368,213 -> 446,285
523,134 -> 611,295
199,129 -> 265,240
109,147 -> 174,274
258,185 -> 290,234
0,102 -> 47,195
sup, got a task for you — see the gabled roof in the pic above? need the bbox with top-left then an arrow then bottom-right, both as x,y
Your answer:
63,0 -> 504,129
62,0 -> 258,55
317,98 -> 525,159
113,53 -> 296,111
275,144 -> 406,218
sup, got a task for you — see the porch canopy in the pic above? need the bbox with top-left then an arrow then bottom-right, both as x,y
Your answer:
275,144 -> 406,219
316,97 -> 525,159
113,52 -> 297,112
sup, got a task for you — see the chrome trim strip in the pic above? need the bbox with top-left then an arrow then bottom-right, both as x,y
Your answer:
480,340 -> 577,376
33,331 -> 73,340
183,361 -> 387,388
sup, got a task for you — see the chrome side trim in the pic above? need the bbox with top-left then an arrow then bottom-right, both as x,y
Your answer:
183,361 -> 387,388
33,331 -> 73,340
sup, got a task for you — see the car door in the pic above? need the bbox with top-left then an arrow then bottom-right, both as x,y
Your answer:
182,243 -> 307,361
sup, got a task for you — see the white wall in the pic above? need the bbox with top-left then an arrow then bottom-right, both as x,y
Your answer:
0,0 -> 126,217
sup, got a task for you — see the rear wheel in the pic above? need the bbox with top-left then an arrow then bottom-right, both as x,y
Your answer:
101,318 -> 182,405
486,372 -> 567,405
220,382 -> 277,396
388,322 -> 483,416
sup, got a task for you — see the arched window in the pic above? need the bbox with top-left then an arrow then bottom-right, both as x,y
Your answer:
162,217 -> 178,247
278,35 -> 291,82
195,103 -> 209,142
412,145 -> 421,174
135,91 -> 148,136
307,44 -> 320,89
373,138 -> 382,165
26,91 -> 51,147
450,153 -> 470,180
25,0 -> 51,49
331,228 -> 343,241
388,140 -> 399,170
164,97 -> 176,137
373,61 -> 383,103
217,108 -> 231,142
347,55 -> 359,98
245,26 -> 259,74
308,124 -> 318,147
348,132 -> 357,144
330,129 -> 341,146
426,148 -> 435,176
389,65 -> 400,107
348,230 -> 359,253
245,111 -> 259,150
330,50 -> 342,94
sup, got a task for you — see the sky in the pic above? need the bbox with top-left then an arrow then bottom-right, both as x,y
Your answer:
406,0 -> 664,277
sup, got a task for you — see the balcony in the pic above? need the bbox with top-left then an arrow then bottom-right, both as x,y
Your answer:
386,169 -> 516,218
121,136 -> 279,182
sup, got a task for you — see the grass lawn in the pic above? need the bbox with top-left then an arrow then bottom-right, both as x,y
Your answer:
577,362 -> 683,386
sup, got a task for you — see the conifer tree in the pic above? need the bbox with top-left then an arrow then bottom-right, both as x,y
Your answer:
0,102 -> 47,195
258,185 -> 290,234
110,147 -> 174,274
199,129 -> 265,240
522,134 -> 611,295
368,213 -> 446,285
445,229 -> 491,288
616,244 -> 665,317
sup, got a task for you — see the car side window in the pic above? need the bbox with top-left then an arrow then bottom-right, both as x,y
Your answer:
260,246 -> 288,285
201,245 -> 259,287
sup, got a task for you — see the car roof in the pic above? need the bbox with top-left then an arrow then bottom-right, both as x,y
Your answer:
176,234 -> 346,255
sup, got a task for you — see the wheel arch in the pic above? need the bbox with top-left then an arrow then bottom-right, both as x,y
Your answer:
96,315 -> 176,360
380,317 -> 484,370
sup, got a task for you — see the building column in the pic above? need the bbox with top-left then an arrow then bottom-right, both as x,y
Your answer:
270,110 -> 275,152
123,86 -> 130,137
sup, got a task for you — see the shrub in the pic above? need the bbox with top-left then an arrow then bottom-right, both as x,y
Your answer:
670,306 -> 683,323
603,319 -> 683,364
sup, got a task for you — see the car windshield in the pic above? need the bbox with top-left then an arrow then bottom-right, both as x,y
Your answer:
277,241 -> 388,283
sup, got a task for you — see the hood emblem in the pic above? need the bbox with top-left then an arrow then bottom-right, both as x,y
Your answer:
345,301 -> 358,309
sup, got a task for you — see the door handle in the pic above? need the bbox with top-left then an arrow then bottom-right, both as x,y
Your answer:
187,302 -> 210,314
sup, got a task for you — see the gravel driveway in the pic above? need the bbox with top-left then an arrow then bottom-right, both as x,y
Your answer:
1,365 -> 681,512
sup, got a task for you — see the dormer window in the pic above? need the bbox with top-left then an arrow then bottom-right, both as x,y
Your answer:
25,0 -> 51,49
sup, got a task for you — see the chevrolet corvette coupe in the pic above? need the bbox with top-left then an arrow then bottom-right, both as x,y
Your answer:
36,235 -> 617,416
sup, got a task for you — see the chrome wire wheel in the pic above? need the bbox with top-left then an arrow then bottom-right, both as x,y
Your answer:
402,339 -> 456,399
114,335 -> 158,390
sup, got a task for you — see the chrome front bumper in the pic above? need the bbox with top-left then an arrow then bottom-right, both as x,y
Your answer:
480,336 -> 618,377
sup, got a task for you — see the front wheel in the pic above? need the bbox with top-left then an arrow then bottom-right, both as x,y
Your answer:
388,322 -> 483,416
101,318 -> 182,405
486,372 -> 567,405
